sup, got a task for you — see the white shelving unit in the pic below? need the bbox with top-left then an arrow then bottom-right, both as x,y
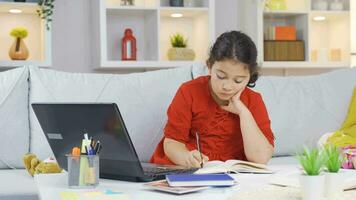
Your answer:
91,0 -> 215,69
0,2 -> 51,68
239,0 -> 351,69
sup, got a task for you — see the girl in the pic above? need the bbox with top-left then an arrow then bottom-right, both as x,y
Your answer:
150,31 -> 274,168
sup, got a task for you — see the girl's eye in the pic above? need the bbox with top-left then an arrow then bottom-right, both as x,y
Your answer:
217,74 -> 225,79
235,80 -> 243,84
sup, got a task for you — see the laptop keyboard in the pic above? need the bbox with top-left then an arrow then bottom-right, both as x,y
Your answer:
143,167 -> 197,176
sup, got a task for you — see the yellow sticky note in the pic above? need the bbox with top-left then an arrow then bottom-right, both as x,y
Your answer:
60,192 -> 80,200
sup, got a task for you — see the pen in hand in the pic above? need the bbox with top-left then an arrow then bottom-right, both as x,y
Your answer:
195,132 -> 204,168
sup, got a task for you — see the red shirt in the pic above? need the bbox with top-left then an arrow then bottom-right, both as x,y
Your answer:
150,76 -> 274,165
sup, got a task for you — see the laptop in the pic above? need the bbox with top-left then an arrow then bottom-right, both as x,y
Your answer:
31,103 -> 197,182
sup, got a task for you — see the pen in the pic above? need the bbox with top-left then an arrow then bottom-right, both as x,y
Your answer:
195,132 -> 203,168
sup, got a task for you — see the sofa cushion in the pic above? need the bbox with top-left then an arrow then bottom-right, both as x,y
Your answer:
255,68 -> 356,156
192,64 -> 356,156
0,67 -> 29,169
0,169 -> 38,200
29,66 -> 193,161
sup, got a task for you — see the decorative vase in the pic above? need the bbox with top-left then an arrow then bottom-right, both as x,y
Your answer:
299,174 -> 325,200
9,37 -> 29,60
324,172 -> 344,199
167,48 -> 195,61
313,0 -> 328,10
265,0 -> 287,11
169,0 -> 183,7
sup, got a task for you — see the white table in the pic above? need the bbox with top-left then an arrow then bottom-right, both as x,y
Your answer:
34,165 -> 300,200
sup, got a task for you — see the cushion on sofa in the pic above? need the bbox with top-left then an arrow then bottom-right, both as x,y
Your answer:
0,67 -> 29,169
0,169 -> 38,200
29,66 -> 193,161
255,68 -> 356,156
191,64 -> 356,156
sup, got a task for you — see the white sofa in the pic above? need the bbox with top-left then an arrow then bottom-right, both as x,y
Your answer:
1,65 -> 355,200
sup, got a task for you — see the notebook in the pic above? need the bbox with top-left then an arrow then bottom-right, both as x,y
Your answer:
166,174 -> 235,187
144,180 -> 209,194
194,159 -> 273,174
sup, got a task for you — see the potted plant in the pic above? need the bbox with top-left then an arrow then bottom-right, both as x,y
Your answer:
37,0 -> 55,30
8,27 -> 29,60
323,144 -> 344,199
297,147 -> 325,200
167,33 -> 195,61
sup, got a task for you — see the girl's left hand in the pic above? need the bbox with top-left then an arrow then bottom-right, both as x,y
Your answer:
221,89 -> 247,115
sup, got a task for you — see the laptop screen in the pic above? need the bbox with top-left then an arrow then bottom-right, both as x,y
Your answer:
31,103 -> 145,178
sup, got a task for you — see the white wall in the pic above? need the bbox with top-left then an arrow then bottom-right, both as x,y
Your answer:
352,0 -> 356,67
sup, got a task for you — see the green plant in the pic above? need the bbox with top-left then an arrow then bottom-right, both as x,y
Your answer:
323,144 -> 343,173
10,27 -> 28,38
37,0 -> 55,30
297,147 -> 324,176
170,33 -> 187,48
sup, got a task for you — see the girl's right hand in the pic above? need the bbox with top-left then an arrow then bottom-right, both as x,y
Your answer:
184,150 -> 209,168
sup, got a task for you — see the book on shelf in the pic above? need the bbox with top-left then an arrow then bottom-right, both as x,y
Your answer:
166,174 -> 235,187
144,180 -> 209,194
265,26 -> 297,41
194,159 -> 274,174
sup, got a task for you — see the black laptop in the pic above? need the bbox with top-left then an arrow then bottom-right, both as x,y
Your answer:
31,103 -> 196,182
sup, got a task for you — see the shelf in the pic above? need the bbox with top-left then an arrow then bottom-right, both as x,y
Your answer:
0,1 -> 51,67
0,60 -> 51,68
160,0 -> 210,8
310,10 -> 349,20
98,60 -> 204,69
264,10 -> 308,16
105,0 -> 157,8
262,61 -> 351,68
91,0 -> 214,69
106,9 -> 158,61
0,2 -> 39,14
106,6 -> 157,10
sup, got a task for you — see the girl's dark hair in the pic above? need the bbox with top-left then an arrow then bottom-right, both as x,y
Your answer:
207,31 -> 259,88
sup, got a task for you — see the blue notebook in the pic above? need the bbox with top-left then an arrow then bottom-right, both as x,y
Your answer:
166,174 -> 235,187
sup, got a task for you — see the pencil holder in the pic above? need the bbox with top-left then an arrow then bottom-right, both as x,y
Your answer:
67,154 -> 99,188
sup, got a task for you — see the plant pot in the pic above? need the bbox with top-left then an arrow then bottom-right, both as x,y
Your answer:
265,0 -> 287,11
167,48 -> 195,61
169,0 -> 183,7
9,38 -> 29,60
324,172 -> 344,199
299,174 -> 325,200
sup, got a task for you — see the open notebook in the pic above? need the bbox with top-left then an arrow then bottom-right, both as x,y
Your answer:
194,159 -> 273,174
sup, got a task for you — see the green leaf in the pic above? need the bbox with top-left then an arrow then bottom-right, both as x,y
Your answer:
297,146 -> 324,176
323,144 -> 343,173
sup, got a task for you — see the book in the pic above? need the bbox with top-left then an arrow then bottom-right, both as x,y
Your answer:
275,26 -> 296,41
166,174 -> 235,187
194,159 -> 273,174
144,180 -> 209,194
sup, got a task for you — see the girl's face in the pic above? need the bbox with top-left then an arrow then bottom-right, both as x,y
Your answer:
209,59 -> 250,102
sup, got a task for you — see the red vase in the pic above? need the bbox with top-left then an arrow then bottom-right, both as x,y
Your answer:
121,28 -> 137,61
